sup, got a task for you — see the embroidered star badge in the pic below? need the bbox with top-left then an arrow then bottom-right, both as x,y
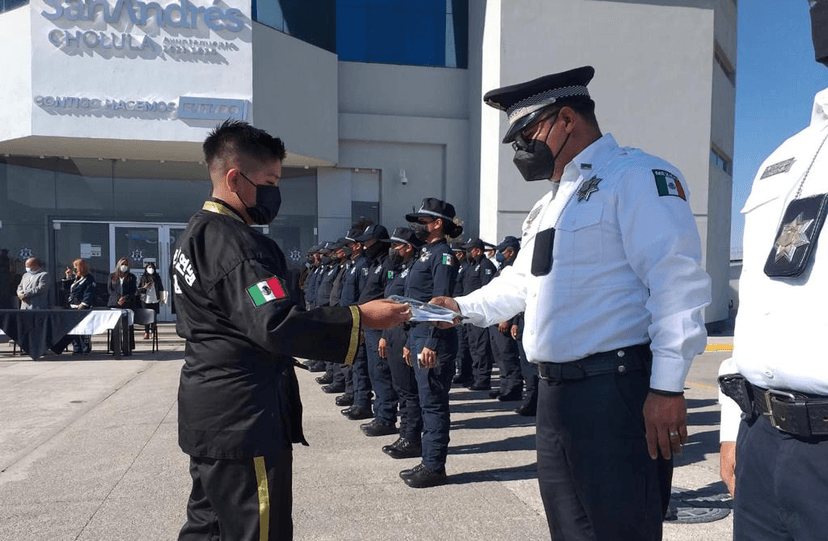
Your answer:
577,176 -> 602,202
774,212 -> 815,263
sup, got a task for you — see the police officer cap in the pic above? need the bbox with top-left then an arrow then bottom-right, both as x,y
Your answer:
451,241 -> 466,253
307,244 -> 322,254
344,228 -> 361,243
484,66 -> 595,143
495,235 -> 521,252
355,224 -> 390,242
389,226 -> 424,248
461,237 -> 485,250
405,197 -> 463,238
321,241 -> 339,252
482,241 -> 497,251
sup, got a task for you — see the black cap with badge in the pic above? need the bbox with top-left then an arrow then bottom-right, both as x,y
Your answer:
461,237 -> 485,250
484,66 -> 595,144
389,226 -> 424,248
355,224 -> 390,243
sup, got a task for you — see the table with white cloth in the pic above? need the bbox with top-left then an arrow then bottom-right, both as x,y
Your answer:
0,309 -> 133,360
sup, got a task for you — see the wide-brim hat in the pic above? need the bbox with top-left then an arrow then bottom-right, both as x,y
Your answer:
484,66 -> 595,143
405,197 -> 463,237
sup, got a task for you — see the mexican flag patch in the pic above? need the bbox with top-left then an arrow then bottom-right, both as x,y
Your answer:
247,277 -> 287,307
441,254 -> 453,266
653,169 -> 686,200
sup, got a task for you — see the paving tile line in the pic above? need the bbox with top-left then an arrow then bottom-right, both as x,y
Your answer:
0,362 -> 155,474
72,369 -> 179,541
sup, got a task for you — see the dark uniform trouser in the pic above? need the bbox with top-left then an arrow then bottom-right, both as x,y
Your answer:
466,324 -> 492,387
386,325 -> 421,442
455,325 -> 473,380
734,414 -> 828,541
410,327 -> 457,470
351,342 -> 371,408
489,325 -> 523,396
516,337 -> 538,405
179,451 -> 293,541
365,328 -> 397,424
536,348 -> 671,541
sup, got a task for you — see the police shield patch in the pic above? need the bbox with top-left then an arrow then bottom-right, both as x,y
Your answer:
247,277 -> 287,307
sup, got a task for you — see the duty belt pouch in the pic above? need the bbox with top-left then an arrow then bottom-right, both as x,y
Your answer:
764,193 -> 828,277
718,373 -> 756,420
531,227 -> 555,276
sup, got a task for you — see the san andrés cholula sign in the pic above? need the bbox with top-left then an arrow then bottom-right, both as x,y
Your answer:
40,0 -> 245,58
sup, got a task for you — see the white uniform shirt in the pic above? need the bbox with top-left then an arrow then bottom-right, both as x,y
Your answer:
720,87 -> 828,441
456,134 -> 711,392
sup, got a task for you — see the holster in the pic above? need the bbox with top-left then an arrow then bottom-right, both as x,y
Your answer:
718,373 -> 757,420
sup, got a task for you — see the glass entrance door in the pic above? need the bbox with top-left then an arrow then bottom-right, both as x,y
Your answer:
111,223 -> 184,322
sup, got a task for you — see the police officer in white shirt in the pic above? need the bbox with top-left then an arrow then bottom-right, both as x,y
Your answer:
432,66 -> 711,540
718,4 -> 828,539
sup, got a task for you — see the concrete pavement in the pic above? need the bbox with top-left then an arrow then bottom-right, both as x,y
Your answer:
0,325 -> 733,540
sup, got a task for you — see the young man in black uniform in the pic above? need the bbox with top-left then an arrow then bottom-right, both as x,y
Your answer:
174,120 -> 409,541
379,227 -> 424,458
461,238 -> 497,391
400,198 -> 462,488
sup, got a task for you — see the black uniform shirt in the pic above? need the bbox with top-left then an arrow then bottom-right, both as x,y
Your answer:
403,238 -> 457,350
316,263 -> 339,308
340,253 -> 371,306
358,252 -> 393,303
173,200 -> 361,459
463,255 -> 497,295
454,259 -> 470,296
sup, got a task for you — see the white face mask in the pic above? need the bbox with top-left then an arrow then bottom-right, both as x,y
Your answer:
147,268 -> 155,275
25,267 -> 33,273
120,265 -> 129,273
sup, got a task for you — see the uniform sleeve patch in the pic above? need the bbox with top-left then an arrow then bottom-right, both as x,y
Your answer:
441,254 -> 454,266
652,169 -> 686,200
247,277 -> 287,307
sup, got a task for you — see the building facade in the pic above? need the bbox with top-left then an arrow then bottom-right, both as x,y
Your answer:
0,0 -> 735,322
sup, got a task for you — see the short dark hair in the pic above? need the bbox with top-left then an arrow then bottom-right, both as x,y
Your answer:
203,120 -> 286,174
556,96 -> 600,129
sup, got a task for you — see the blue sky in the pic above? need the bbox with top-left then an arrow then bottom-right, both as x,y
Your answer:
731,1 -> 827,256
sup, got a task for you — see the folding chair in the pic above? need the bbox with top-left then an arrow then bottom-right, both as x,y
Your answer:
132,308 -> 158,353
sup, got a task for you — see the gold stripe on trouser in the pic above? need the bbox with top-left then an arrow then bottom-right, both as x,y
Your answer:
253,456 -> 270,541
345,305 -> 361,365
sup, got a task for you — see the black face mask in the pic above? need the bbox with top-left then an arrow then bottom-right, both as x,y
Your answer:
409,222 -> 431,242
811,0 -> 828,66
388,247 -> 404,265
365,241 -> 385,260
512,115 -> 571,182
239,172 -> 281,225
321,255 -> 332,265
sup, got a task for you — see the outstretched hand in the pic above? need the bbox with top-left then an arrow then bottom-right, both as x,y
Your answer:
358,299 -> 411,330
429,296 -> 462,329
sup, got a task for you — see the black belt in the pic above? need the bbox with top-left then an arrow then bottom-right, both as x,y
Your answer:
538,344 -> 650,382
719,374 -> 828,438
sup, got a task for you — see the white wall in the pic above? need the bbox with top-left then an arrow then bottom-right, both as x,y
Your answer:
0,6 -> 32,142
336,61 -> 470,235
252,23 -> 339,167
